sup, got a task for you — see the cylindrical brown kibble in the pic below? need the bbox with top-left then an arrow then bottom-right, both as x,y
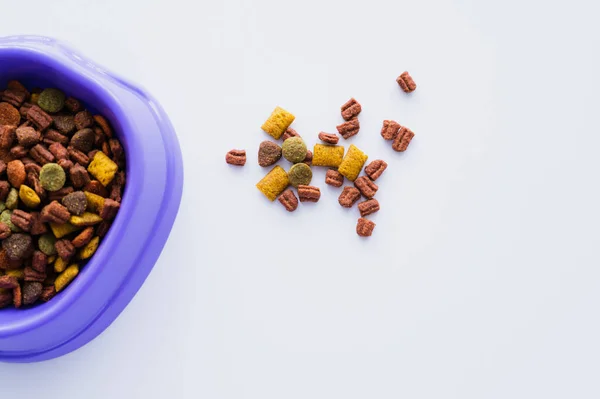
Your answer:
354,176 -> 378,199
318,132 -> 339,145
325,169 -> 344,187
381,120 -> 401,141
396,71 -> 417,93
392,126 -> 415,152
356,218 -> 376,237
358,199 -> 380,217
340,98 -> 362,121
297,185 -> 320,203
364,160 -> 388,181
278,189 -> 298,212
338,186 -> 361,208
225,149 -> 246,166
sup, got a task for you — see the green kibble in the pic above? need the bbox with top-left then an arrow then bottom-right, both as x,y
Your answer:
0,201 -> 6,214
282,137 -> 307,163
38,234 -> 57,256
37,88 -> 65,113
5,188 -> 18,210
1,210 -> 21,233
39,163 -> 66,192
288,163 -> 313,187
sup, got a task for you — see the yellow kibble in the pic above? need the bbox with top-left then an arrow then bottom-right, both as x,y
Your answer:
312,144 -> 345,168
338,144 -> 368,181
84,191 -> 105,213
87,152 -> 118,186
261,106 -> 295,140
256,166 -> 289,201
70,212 -> 103,227
50,222 -> 82,238
78,236 -> 100,260
30,93 -> 39,104
19,185 -> 41,208
47,255 -> 57,264
6,269 -> 24,280
54,256 -> 68,273
55,264 -> 79,292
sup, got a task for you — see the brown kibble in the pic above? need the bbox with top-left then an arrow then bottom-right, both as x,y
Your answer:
2,88 -> 27,107
318,132 -> 339,144
278,189 -> 298,212
100,198 -> 120,220
11,209 -> 32,232
22,282 -> 43,306
29,144 -> 55,165
85,180 -> 109,198
336,118 -> 360,139
55,239 -> 75,261
354,176 -> 378,199
64,97 -> 82,113
381,120 -> 401,140
48,142 -> 68,160
70,128 -> 95,152
0,160 -> 6,175
74,110 -> 94,130
19,103 -> 33,118
258,141 -> 282,167
282,127 -> 300,141
338,186 -> 361,208
0,102 -> 21,126
67,146 -> 90,166
62,191 -> 87,216
297,185 -> 320,203
396,71 -> 417,93
29,212 -> 48,235
71,226 -> 94,248
32,250 -> 48,273
10,145 -> 27,158
392,126 -> 415,152
13,283 -> 22,308
2,234 -> 34,260
356,218 -> 375,237
69,163 -> 91,188
53,115 -> 76,135
225,149 -> 246,166
95,221 -> 111,238
40,201 -> 71,224
24,266 -> 46,282
303,150 -> 313,165
0,222 -> 11,239
47,186 -> 73,202
340,98 -> 362,121
325,169 -> 344,187
16,126 -> 41,147
7,160 -> 26,187
94,115 -> 113,138
0,275 -> 19,289
0,181 -> 10,201
43,129 -> 69,146
27,105 -> 53,131
0,125 -> 16,148
39,285 -> 56,302
364,160 -> 387,181
358,199 -> 380,217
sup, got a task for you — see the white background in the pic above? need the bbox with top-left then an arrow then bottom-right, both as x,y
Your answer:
1,0 -> 600,398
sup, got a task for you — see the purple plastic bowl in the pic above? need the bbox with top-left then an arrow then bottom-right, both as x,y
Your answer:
0,36 -> 183,362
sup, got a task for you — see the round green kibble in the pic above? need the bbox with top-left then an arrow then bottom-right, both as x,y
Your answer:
282,137 -> 307,163
39,163 -> 66,192
37,88 -> 65,113
1,210 -> 21,233
288,163 -> 313,187
5,188 -> 18,210
38,234 -> 57,256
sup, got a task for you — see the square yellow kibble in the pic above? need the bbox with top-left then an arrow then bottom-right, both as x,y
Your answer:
256,166 -> 289,201
88,152 -> 118,186
312,144 -> 344,168
70,212 -> 103,227
261,106 -> 295,140
338,144 -> 368,181
84,191 -> 105,214
50,222 -> 82,238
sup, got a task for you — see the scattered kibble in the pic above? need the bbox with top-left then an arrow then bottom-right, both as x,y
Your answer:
364,160 -> 387,181
396,71 -> 417,93
261,106 -> 295,140
338,144 -> 368,181
354,176 -> 378,199
358,199 -> 380,217
282,137 -> 307,163
258,141 -> 282,167
225,149 -> 246,166
318,132 -> 339,145
336,118 -> 360,140
356,218 -> 375,237
256,165 -> 289,201
39,163 -> 66,192
287,163 -> 312,188
392,126 -> 415,152
325,169 -> 344,187
338,186 -> 361,208
278,189 -> 298,212
282,127 -> 300,141
340,98 -> 362,121
312,144 -> 344,168
298,185 -> 320,203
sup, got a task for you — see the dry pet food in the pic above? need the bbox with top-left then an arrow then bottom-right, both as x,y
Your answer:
312,144 -> 344,168
356,218 -> 375,237
397,72 -> 417,93
261,106 -> 295,140
225,149 -> 246,166
338,186 -> 361,208
298,185 -> 320,203
336,119 -> 360,140
358,199 -> 380,217
381,120 -> 401,140
258,141 -> 281,167
318,132 -> 339,145
303,150 -> 312,165
0,80 -> 126,309
340,98 -> 362,121
256,165 -> 289,201
287,163 -> 312,187
364,160 -> 387,181
282,127 -> 300,141
392,126 -> 415,152
338,144 -> 368,181
325,169 -> 344,187
282,137 -> 307,163
278,189 -> 298,212
354,176 -> 378,199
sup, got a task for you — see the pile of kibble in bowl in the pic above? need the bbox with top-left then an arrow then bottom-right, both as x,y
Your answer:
226,72 -> 417,237
0,80 -> 125,309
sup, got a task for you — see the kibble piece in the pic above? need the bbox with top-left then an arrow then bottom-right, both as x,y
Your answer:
282,127 -> 300,141
70,163 -> 91,188
24,266 -> 46,282
5,188 -> 18,210
87,151 -> 118,186
0,102 -> 21,126
16,126 -> 41,147
325,169 -> 344,187
55,239 -> 75,261
70,212 -> 103,227
27,105 -> 53,131
258,141 -> 282,167
381,120 -> 401,140
71,226 -> 94,248
261,106 -> 295,140
64,97 -> 82,113
84,191 -> 105,213
37,88 -> 65,113
392,126 -> 415,152
22,282 -> 43,306
282,137 -> 307,163
49,222 -> 81,239
3,233 -> 33,260
0,222 -> 10,239
94,115 -> 113,137
225,149 -> 246,166
39,163 -> 66,191
53,115 -> 76,135
0,275 -> 19,289
10,209 -> 32,232
54,264 -> 79,292
354,176 -> 378,199
358,199 -> 380,217
19,185 -> 41,208
84,181 -> 108,198
39,286 -> 56,302
38,234 -> 57,256
31,250 -> 48,272
318,132 -> 339,144
41,201 -> 70,224
278,189 -> 298,212
298,185 -> 320,203
5,269 -> 24,280
78,236 -> 99,260
356,218 -> 376,237
0,181 -> 9,201
287,163 -> 313,187
74,110 -> 94,130
396,71 -> 417,93
0,125 -> 16,149
100,198 -> 120,220
338,186 -> 361,208
256,165 -> 289,201
3,88 -> 27,108
338,144 -> 368,181
312,144 -> 344,168
303,150 -> 313,165
340,98 -> 362,121
29,212 -> 48,235
70,128 -> 95,152
364,160 -> 387,181
62,191 -> 87,216
7,160 -> 26,188
337,118 -> 360,140
54,256 -> 68,273
1,210 -> 21,232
